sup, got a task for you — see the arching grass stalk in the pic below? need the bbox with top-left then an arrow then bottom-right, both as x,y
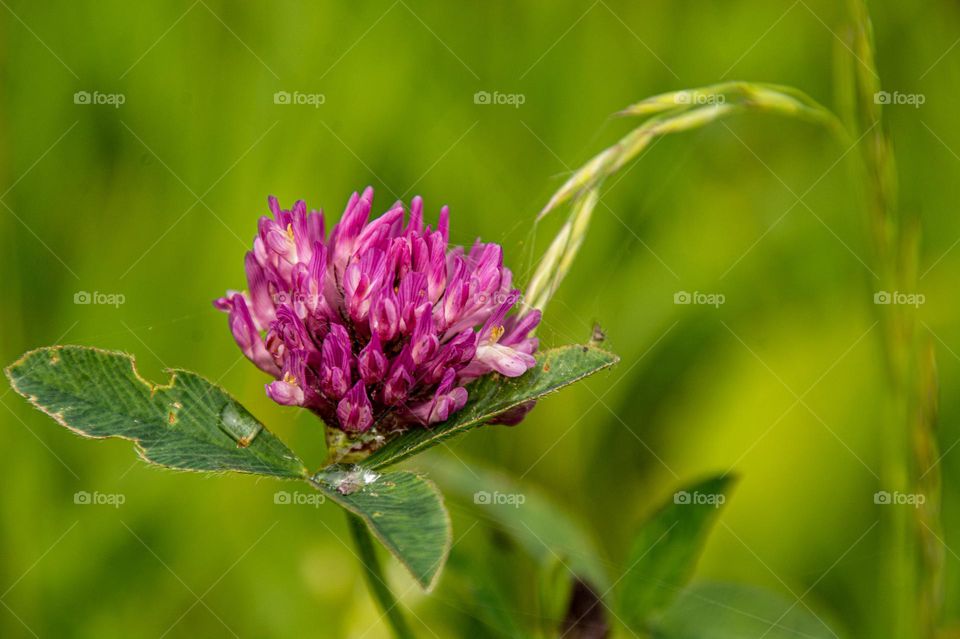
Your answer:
524,82 -> 845,313
524,18 -> 940,633
843,1 -> 942,637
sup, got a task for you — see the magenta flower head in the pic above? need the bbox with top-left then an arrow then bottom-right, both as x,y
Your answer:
215,187 -> 541,437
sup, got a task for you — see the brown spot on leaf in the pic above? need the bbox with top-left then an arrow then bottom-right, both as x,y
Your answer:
167,402 -> 182,425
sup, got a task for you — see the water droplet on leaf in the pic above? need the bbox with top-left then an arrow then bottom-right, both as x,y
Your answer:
314,464 -> 381,495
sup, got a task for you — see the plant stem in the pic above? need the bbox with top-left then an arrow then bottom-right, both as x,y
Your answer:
345,511 -> 416,639
845,1 -> 941,636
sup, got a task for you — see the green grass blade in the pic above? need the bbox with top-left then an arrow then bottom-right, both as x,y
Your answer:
426,456 -> 611,592
651,582 -> 843,639
617,475 -> 737,633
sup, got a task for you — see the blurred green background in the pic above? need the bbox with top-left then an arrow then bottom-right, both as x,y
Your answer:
1,1 -> 958,637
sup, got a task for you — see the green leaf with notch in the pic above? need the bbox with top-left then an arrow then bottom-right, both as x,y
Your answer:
5,346 -> 308,478
618,474 -> 737,633
364,344 -> 619,470
311,470 -> 451,590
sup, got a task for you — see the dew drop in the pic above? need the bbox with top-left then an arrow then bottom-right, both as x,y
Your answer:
218,401 -> 262,448
314,464 -> 381,495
